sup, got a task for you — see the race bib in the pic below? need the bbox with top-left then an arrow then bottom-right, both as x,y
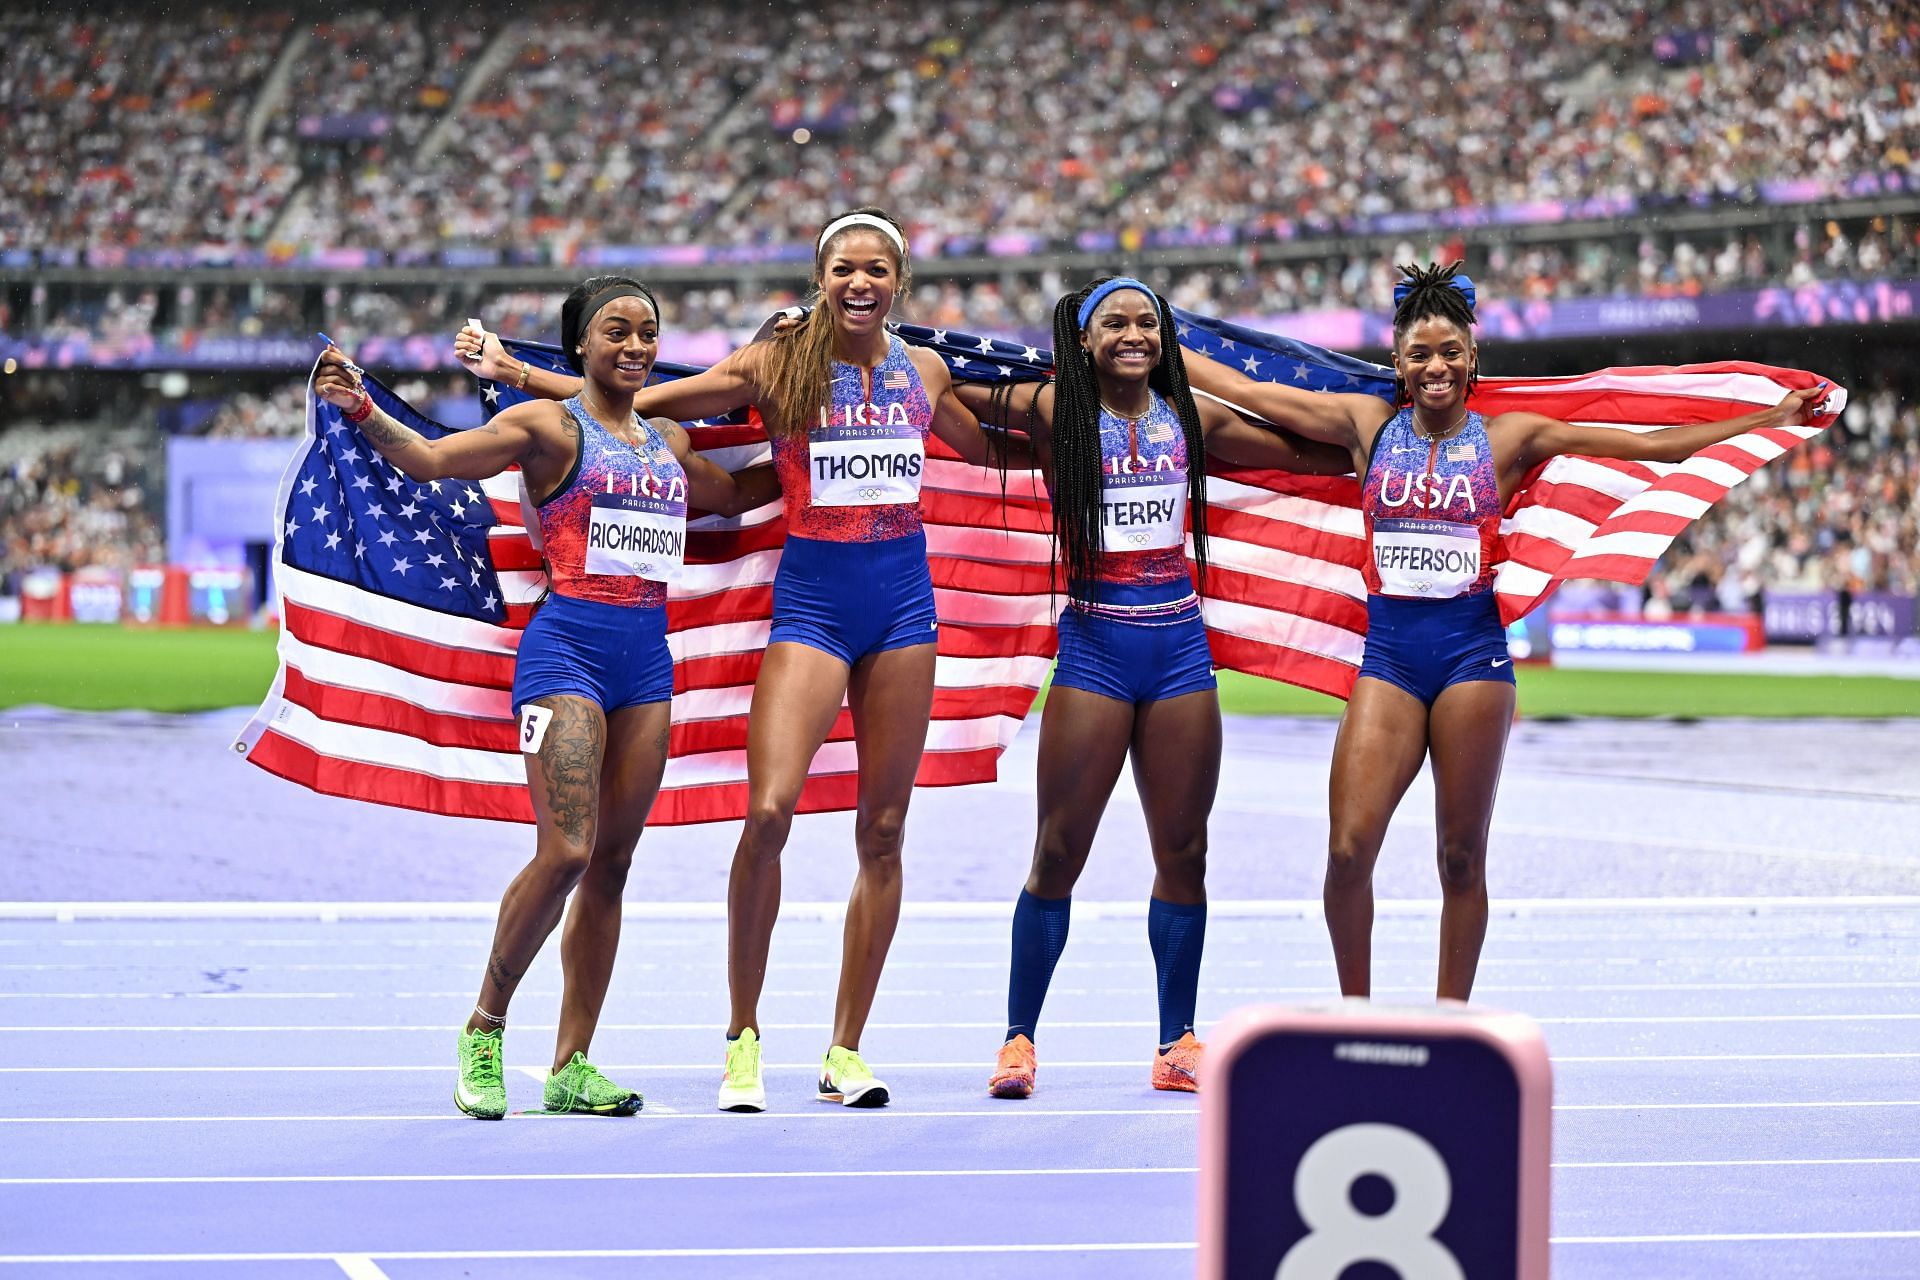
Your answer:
586,491 -> 686,582
1101,475 -> 1187,553
1372,520 -> 1481,598
810,434 -> 925,507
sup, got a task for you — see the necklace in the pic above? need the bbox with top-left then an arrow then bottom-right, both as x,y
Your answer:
581,389 -> 645,447
1100,398 -> 1151,422
1410,408 -> 1469,442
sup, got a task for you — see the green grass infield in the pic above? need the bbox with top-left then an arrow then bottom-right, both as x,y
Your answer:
3,622 -> 1917,718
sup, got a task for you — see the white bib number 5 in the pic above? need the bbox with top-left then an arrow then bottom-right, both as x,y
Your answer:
1276,1123 -> 1465,1280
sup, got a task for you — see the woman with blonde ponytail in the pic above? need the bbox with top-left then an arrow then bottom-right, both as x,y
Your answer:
627,207 -> 1000,1112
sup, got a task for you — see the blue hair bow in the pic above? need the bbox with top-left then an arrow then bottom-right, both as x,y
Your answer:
1393,272 -> 1477,312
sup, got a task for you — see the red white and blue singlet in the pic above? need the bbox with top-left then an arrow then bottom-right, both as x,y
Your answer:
1360,407 -> 1501,601
1083,391 -> 1192,594
769,334 -> 932,543
531,398 -> 690,608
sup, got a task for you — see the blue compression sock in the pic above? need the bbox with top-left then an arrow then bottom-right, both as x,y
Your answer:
1005,889 -> 1072,1043
1148,897 -> 1208,1048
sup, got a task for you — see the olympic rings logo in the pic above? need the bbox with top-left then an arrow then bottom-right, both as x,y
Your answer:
1127,532 -> 1151,545
860,486 -> 886,501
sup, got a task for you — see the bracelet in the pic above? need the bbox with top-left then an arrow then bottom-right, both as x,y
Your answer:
345,388 -> 375,424
515,360 -> 531,391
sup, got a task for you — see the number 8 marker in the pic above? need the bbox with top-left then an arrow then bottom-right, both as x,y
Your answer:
1278,1123 -> 1464,1280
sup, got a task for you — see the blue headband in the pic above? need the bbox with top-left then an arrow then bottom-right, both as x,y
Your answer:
1393,272 -> 1476,312
1076,277 -> 1155,330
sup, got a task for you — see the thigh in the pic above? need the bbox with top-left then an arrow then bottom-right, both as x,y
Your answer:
1328,677 -> 1432,846
1127,688 -> 1222,852
744,641 -> 854,808
595,700 -> 673,851
845,641 -> 937,815
1426,678 -> 1515,845
1033,686 -> 1138,854
521,694 -> 609,848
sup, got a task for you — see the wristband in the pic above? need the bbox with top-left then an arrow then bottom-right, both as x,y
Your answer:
515,361 -> 532,391
345,388 -> 375,424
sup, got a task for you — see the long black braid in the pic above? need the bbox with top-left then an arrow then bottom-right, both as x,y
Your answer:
1049,278 -> 1210,597
1390,260 -> 1479,407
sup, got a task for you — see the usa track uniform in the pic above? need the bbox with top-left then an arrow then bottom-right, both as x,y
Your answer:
1051,392 -> 1215,705
512,398 -> 688,717
1356,406 -> 1512,706
766,333 -> 939,664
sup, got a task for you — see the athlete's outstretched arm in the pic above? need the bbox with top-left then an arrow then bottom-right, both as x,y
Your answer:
1181,346 -> 1383,452
630,346 -> 765,424
454,322 -> 584,402
316,346 -> 549,482
914,350 -> 1042,471
1197,394 -> 1356,475
1495,384 -> 1829,483
656,417 -> 783,518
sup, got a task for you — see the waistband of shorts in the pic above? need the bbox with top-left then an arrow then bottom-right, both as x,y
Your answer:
1068,581 -> 1201,625
539,590 -> 669,620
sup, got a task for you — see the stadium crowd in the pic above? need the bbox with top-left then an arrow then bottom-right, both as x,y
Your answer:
0,432 -> 164,583
3,0 -> 1916,258
14,212 -> 1919,350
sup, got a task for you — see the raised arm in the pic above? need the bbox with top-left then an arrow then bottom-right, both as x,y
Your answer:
1182,345 -> 1386,455
914,349 -> 1043,472
315,346 -> 553,483
1493,384 -> 1829,491
455,322 -> 583,402
1197,394 -> 1357,475
654,417 -> 783,518
630,344 -> 765,424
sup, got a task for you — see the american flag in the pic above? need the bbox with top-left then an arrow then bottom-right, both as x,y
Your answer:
239,318 -> 1842,824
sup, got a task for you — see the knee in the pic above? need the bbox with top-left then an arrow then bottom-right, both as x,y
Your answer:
1028,823 -> 1086,896
537,838 -> 595,891
855,809 -> 907,869
583,839 -> 637,895
1436,837 -> 1486,894
1324,829 -> 1377,889
1155,834 -> 1208,890
738,800 -> 794,867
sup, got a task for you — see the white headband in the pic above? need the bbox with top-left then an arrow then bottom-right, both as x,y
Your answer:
817,214 -> 907,258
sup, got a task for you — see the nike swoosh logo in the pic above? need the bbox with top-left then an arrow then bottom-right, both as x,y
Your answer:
456,1081 -> 485,1106
1167,1062 -> 1197,1080
1491,658 -> 1510,667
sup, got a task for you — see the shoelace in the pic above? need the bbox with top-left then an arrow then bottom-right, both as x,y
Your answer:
468,1038 -> 503,1087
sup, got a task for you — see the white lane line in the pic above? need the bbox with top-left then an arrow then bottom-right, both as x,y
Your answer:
9,1236 -> 1920,1263
11,1012 -> 1920,1034
9,1100 -> 1919,1125
1558,1157 -> 1920,1170
0,1108 -> 1200,1124
1559,1100 -> 1920,1112
14,978 -> 1920,1001
334,1258 -> 391,1280
0,1243 -> 1199,1265
1554,1231 -> 1920,1245
9,1159 -> 1920,1187
8,1052 -> 1920,1075
0,1166 -> 1200,1186
5,895 -> 1918,921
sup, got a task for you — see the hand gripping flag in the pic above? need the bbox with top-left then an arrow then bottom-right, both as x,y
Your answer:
240,319 -> 1842,823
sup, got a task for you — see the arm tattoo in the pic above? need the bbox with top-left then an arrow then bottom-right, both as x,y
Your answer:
536,698 -> 604,845
358,407 -> 426,457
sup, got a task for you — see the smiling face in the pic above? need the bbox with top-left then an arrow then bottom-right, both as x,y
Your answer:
1393,316 -> 1476,413
1079,288 -> 1162,387
579,295 -> 660,395
818,229 -> 902,338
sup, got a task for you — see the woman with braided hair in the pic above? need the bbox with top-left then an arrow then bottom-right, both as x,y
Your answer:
957,277 -> 1349,1097
1183,262 -> 1828,1002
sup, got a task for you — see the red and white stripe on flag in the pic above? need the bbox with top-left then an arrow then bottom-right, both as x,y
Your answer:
241,409 -> 1063,826
242,358 -> 1839,824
